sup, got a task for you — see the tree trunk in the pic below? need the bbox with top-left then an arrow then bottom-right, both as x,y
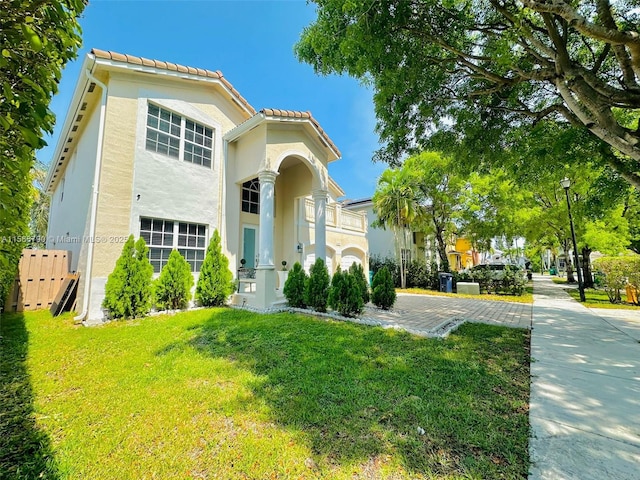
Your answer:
400,225 -> 408,289
581,247 -> 594,289
393,226 -> 407,289
431,212 -> 450,272
434,229 -> 450,272
566,261 -> 576,283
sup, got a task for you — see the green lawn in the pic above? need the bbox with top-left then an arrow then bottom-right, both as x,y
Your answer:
551,277 -> 567,285
398,285 -> 534,304
565,287 -> 640,310
1,309 -> 530,479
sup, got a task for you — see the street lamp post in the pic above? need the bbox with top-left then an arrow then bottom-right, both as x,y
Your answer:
560,177 -> 586,302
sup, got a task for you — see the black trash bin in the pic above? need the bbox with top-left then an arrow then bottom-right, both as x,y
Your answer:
438,272 -> 453,293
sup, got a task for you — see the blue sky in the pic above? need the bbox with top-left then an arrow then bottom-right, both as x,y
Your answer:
37,0 -> 386,200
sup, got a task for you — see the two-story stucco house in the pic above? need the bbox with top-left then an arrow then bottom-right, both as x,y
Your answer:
45,49 -> 368,324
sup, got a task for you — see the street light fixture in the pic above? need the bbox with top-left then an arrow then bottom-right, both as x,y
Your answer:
560,177 -> 586,302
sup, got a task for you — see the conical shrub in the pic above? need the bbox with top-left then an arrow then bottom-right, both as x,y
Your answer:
329,267 -> 364,317
155,250 -> 194,310
283,262 -> 308,308
196,229 -> 234,306
103,235 -> 153,319
305,258 -> 330,312
371,266 -> 396,310
349,261 -> 370,304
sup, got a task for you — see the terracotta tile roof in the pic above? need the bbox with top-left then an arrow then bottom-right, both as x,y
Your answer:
260,108 -> 341,157
91,48 -> 256,115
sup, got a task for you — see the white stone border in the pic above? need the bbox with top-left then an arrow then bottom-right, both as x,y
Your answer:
229,303 -> 468,338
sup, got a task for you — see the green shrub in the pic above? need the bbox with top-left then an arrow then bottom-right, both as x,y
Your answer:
283,262 -> 308,308
196,229 -> 234,307
348,261 -> 370,304
406,259 -> 430,289
305,258 -> 330,312
470,265 -> 526,296
371,266 -> 396,310
427,261 -> 441,290
452,271 -> 474,292
470,266 -> 493,293
103,235 -> 154,319
328,267 -> 344,311
0,261 -> 18,312
593,256 -> 640,304
627,257 -> 640,306
369,255 -> 400,287
501,266 -> 526,296
329,268 -> 364,317
155,250 -> 194,310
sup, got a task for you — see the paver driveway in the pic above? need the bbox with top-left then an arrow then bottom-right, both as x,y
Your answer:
361,293 -> 532,337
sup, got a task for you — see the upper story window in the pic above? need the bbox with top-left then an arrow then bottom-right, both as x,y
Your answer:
145,104 -> 213,168
241,178 -> 260,214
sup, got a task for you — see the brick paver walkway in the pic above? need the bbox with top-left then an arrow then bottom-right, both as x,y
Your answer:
361,293 -> 532,337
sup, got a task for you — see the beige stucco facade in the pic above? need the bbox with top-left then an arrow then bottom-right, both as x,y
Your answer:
45,49 -> 368,322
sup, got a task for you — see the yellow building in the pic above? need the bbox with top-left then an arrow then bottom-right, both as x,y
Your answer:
447,238 -> 480,271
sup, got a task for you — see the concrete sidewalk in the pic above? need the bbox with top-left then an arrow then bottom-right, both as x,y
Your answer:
529,275 -> 640,479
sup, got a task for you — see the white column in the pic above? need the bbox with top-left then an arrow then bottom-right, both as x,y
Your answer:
258,170 -> 277,268
313,189 -> 328,265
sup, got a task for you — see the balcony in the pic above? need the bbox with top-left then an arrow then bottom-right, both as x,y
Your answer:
303,198 -> 366,233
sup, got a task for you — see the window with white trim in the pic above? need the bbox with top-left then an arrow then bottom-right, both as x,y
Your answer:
241,178 -> 260,214
140,217 -> 207,273
145,103 -> 213,168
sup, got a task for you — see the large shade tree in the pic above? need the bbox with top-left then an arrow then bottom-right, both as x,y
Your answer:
458,169 -> 532,257
296,0 -> 640,189
623,189 -> 640,253
0,0 -> 84,306
403,152 -> 468,272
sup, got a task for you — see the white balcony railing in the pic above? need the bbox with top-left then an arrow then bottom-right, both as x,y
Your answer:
303,198 -> 366,233
341,209 -> 366,232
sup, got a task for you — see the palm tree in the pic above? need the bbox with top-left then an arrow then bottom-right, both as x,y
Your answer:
372,168 -> 420,289
29,161 -> 50,248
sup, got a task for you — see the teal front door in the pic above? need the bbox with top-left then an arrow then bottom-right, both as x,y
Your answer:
242,226 -> 258,268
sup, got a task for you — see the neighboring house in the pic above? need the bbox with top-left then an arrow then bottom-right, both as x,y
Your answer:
45,49 -> 368,323
344,198 -> 484,272
446,238 -> 481,271
343,198 -> 439,266
342,198 -> 395,260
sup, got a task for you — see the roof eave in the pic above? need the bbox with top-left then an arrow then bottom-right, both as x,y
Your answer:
224,112 -> 341,161
328,176 -> 345,197
44,54 -> 96,193
222,112 -> 266,143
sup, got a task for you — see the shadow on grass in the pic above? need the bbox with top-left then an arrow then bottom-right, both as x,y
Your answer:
184,309 -> 530,478
0,313 -> 59,479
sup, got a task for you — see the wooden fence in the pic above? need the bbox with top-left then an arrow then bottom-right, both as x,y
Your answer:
6,249 -> 71,312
